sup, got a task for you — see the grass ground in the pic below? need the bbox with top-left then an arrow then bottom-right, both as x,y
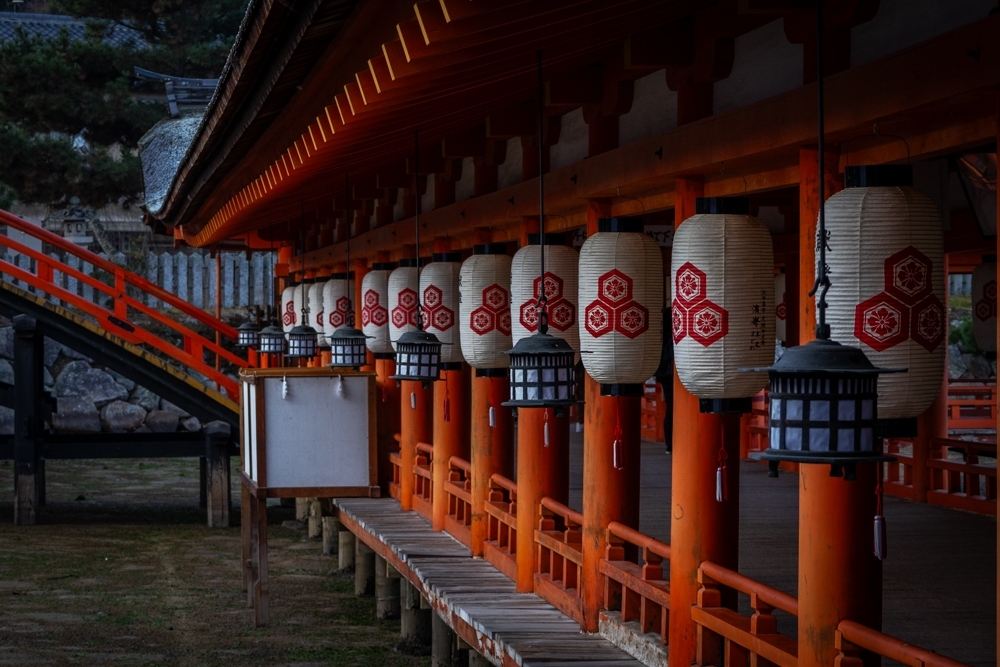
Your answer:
0,457 -> 431,667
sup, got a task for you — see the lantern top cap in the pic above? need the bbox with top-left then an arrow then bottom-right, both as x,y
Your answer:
302,277 -> 316,284
597,217 -> 643,233
695,197 -> 750,215
431,252 -> 462,263
330,326 -> 369,341
289,323 -> 318,335
327,271 -> 352,280
237,320 -> 260,332
396,329 -> 442,346
845,164 -> 912,188
371,262 -> 397,270
507,331 -> 576,356
397,258 -> 429,268
526,232 -> 565,246
260,324 -> 284,335
473,243 -> 508,255
742,339 -> 904,376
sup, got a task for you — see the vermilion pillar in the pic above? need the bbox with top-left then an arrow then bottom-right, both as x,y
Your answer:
798,145 -> 842,341
516,407 -> 570,592
469,371 -> 514,556
375,356 -> 401,496
798,464 -> 881,667
668,177 -> 742,662
400,379 -> 432,511
432,367 -> 469,531
581,200 -> 642,632
581,379 -> 641,630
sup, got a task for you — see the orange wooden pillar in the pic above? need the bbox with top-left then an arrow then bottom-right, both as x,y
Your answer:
400,379 -> 432,511
581,379 -> 641,630
580,200 -> 642,632
798,145 -> 842,340
515,406 -> 570,592
798,464 -> 882,667
668,177 -> 742,662
375,356 -> 401,496
432,366 -> 469,531
470,371 -> 514,556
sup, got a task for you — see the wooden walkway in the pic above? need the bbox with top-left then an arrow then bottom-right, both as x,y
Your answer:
336,497 -> 644,667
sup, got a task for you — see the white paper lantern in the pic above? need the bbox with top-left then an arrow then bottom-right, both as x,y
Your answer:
460,246 -> 512,369
281,283 -> 300,333
579,219 -> 663,387
972,260 -> 997,353
824,165 -> 945,429
322,273 -> 352,345
308,280 -> 327,347
388,262 -> 420,352
672,199 -> 773,407
361,263 -> 395,356
420,254 -> 464,365
775,272 -> 787,343
511,238 -> 579,351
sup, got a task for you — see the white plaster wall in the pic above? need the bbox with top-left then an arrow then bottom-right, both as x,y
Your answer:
455,157 -> 475,202
714,19 -> 803,115
619,69 -> 676,147
498,137 -> 523,190
549,107 -> 589,171
851,0 -> 995,67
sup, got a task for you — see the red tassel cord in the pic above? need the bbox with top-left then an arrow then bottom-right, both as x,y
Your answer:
874,471 -> 887,560
716,446 -> 728,502
612,397 -> 624,471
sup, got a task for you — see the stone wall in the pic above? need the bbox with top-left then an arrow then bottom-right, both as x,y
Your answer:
0,326 -> 202,435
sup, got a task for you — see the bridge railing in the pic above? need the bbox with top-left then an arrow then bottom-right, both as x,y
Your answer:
444,456 -> 473,548
534,497 -> 584,624
0,209 -> 250,399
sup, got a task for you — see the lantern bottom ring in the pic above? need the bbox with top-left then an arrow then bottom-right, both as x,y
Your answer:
699,398 -> 753,414
600,383 -> 644,397
750,450 -> 896,481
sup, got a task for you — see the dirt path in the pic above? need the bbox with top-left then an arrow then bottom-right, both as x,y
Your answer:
0,458 -> 431,667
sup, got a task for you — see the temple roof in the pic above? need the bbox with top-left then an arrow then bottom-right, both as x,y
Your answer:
0,11 -> 143,47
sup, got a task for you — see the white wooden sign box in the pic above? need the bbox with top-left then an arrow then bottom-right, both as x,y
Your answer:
239,367 -> 378,497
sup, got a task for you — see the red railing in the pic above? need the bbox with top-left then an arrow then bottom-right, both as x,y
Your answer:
389,433 -> 402,500
533,497 -> 584,624
947,383 -> 996,431
641,379 -> 666,442
600,522 -> 671,646
483,473 -> 517,582
0,209 -> 250,399
927,437 -> 997,515
745,392 -> 769,455
836,620 -> 973,667
444,456 -> 472,548
692,561 -> 798,667
412,442 -> 433,521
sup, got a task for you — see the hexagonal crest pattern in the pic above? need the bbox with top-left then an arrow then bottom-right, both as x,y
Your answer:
853,292 -> 909,352
688,300 -> 728,347
470,307 -> 494,335
584,301 -> 613,337
911,295 -> 945,352
615,302 -> 649,339
675,262 -> 707,305
671,301 -> 686,344
423,285 -> 443,309
883,246 -> 933,306
598,269 -> 632,305
549,299 -> 576,331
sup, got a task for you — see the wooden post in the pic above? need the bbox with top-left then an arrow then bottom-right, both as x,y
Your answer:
433,367 -> 468,531
322,516 -> 339,556
375,554 -> 401,620
355,538 -> 376,596
581,200 -> 642,632
338,528 -> 356,571
13,315 -> 43,525
400,380 -> 433,511
470,371 -> 514,557
515,407 -> 570,592
205,421 -> 231,527
400,579 -> 433,653
251,494 -> 269,627
798,464 -> 882,667
668,178 -> 742,661
375,357 -> 401,496
241,481 -> 252,595
432,610 -> 459,667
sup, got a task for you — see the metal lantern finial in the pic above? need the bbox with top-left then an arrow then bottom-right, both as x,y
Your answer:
392,128 -> 442,383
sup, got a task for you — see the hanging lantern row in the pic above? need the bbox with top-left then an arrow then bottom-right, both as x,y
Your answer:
971,256 -> 996,353
672,197 -> 774,413
460,245 -> 512,370
322,273 -> 352,350
579,217 -> 663,394
421,254 -> 464,366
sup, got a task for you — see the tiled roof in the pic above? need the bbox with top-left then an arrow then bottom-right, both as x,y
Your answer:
0,11 -> 144,48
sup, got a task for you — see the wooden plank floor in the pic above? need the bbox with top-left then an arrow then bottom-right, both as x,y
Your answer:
336,497 -> 643,667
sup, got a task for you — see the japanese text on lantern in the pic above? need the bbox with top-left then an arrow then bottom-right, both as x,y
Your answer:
749,289 -> 766,351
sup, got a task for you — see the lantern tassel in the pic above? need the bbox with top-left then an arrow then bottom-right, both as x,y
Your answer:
282,375 -> 288,400
543,410 -> 550,447
716,447 -> 728,503
612,397 -> 624,471
874,475 -> 887,560
489,406 -> 496,428
410,392 -> 416,410
336,375 -> 344,397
